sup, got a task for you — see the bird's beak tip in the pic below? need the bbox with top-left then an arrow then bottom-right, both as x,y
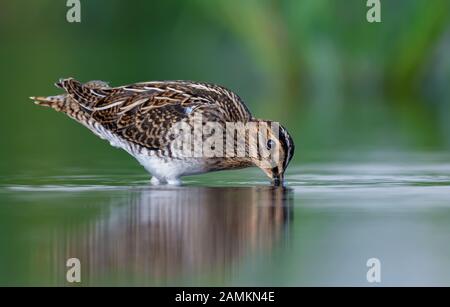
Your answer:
271,174 -> 285,186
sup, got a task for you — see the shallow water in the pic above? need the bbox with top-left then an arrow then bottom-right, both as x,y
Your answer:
1,155 -> 450,286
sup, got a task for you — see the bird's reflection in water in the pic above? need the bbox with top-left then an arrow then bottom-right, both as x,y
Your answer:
62,186 -> 292,284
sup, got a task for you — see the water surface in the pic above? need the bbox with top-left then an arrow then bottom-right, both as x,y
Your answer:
1,155 -> 450,286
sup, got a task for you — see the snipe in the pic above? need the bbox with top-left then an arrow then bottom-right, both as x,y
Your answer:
31,78 -> 294,185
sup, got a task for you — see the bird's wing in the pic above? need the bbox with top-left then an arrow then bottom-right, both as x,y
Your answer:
60,79 -> 253,151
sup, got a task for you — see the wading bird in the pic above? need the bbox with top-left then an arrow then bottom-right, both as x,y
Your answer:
31,78 -> 294,185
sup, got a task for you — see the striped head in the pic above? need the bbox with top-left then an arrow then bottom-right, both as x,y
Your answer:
252,121 -> 295,186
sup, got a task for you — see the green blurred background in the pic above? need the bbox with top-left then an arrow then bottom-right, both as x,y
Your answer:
0,0 -> 449,172
1,0 -> 450,287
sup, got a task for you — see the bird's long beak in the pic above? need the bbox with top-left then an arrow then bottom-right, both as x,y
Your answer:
272,172 -> 284,186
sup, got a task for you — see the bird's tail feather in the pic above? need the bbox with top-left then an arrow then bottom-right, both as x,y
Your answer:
30,94 -> 68,111
31,77 -> 85,111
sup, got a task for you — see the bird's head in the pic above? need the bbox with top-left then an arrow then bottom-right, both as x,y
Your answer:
250,121 -> 295,186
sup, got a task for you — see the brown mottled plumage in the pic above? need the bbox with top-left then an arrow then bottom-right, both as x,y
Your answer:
31,78 -> 294,185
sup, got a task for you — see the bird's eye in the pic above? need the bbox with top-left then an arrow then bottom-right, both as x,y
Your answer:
267,139 -> 275,150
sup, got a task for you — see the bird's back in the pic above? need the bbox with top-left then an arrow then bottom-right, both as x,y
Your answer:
34,78 -> 253,155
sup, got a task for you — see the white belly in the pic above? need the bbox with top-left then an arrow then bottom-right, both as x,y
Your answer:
80,120 -> 206,182
134,153 -> 206,181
